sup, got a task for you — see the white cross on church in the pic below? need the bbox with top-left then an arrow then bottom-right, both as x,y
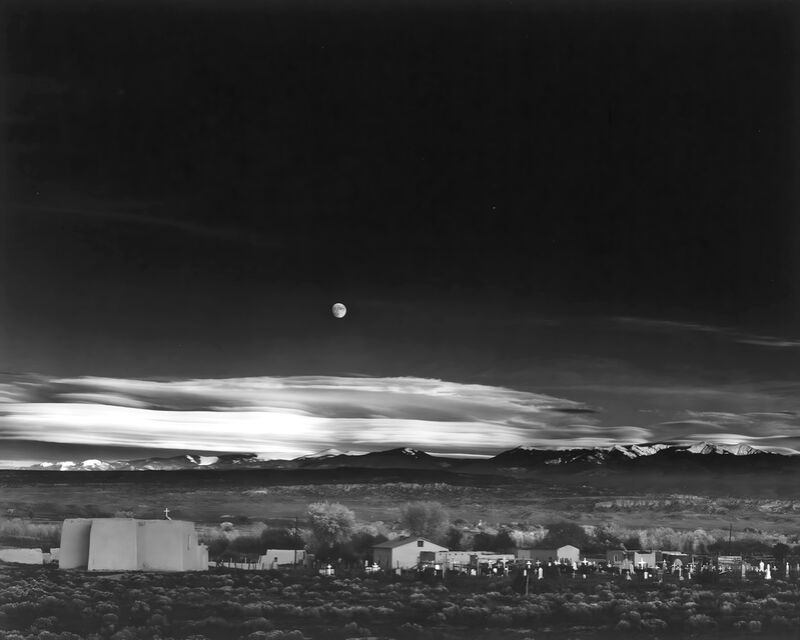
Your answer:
164,507 -> 172,520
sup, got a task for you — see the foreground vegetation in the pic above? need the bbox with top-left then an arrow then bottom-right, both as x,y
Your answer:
1,565 -> 800,639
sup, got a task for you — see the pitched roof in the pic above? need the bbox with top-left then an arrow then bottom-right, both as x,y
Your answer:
372,537 -> 445,550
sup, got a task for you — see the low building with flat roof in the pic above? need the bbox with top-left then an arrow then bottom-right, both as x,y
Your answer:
516,545 -> 581,564
258,549 -> 308,568
59,518 -> 208,571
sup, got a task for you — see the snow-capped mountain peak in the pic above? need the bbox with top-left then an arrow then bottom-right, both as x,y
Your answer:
185,455 -> 220,466
296,448 -> 368,460
611,445 -> 638,458
15,440 -> 782,472
81,459 -> 113,470
298,448 -> 347,459
629,444 -> 671,456
686,442 -> 762,456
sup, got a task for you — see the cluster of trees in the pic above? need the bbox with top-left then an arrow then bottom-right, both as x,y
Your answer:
203,526 -> 301,560
588,524 -> 800,557
0,517 -> 61,549
202,504 -> 800,565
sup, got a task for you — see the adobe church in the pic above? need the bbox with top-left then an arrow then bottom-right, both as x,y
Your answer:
59,517 -> 208,571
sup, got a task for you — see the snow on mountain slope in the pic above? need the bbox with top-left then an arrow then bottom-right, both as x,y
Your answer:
18,441 -> 782,471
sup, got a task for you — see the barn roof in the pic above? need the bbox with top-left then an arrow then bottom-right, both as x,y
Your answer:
372,537 -> 445,550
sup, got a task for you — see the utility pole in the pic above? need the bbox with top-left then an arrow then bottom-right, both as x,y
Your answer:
294,516 -> 299,567
727,523 -> 733,556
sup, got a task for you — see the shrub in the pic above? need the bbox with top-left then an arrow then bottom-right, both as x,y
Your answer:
769,615 -> 791,628
641,618 -> 667,631
397,622 -> 425,638
241,618 -> 275,632
686,614 -> 717,631
488,613 -> 513,627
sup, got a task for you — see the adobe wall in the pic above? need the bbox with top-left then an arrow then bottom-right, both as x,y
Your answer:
196,544 -> 209,571
59,519 -> 93,569
139,520 -> 187,571
59,518 -> 208,571
180,525 -> 208,571
88,519 -> 138,571
0,548 -> 44,564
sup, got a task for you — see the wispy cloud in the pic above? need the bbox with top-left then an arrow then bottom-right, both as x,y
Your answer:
613,316 -> 800,349
2,373 -> 799,461
8,201 -> 276,249
0,375 -> 600,460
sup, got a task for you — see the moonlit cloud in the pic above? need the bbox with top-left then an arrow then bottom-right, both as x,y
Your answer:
2,373 -> 799,462
0,375 -> 600,460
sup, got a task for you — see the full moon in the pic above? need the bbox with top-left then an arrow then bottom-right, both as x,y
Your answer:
332,302 -> 347,318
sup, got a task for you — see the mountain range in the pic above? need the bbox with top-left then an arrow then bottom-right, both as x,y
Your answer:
23,442 -> 792,472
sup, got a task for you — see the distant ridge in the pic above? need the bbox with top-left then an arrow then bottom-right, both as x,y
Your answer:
19,441 -> 792,472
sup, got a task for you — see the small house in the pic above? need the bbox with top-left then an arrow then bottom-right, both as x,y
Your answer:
556,544 -> 580,564
517,545 -> 580,564
372,537 -> 447,570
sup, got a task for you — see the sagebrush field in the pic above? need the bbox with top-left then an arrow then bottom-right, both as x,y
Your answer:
1,565 -> 800,639
2,470 -> 800,535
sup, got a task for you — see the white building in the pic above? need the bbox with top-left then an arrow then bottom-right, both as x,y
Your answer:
0,548 -> 44,565
633,550 -> 658,568
516,545 -> 581,564
258,549 -> 307,568
59,518 -> 208,571
372,537 -> 448,570
435,550 -> 474,570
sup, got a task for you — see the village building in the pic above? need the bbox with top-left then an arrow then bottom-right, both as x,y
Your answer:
372,537 -> 447,570
516,545 -> 581,564
434,550 -> 474,571
606,549 -> 663,569
0,548 -> 45,565
257,549 -> 308,568
59,518 -> 208,571
606,549 -> 634,567
633,550 -> 659,568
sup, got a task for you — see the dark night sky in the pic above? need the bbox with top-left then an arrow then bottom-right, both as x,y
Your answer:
0,0 -> 799,462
